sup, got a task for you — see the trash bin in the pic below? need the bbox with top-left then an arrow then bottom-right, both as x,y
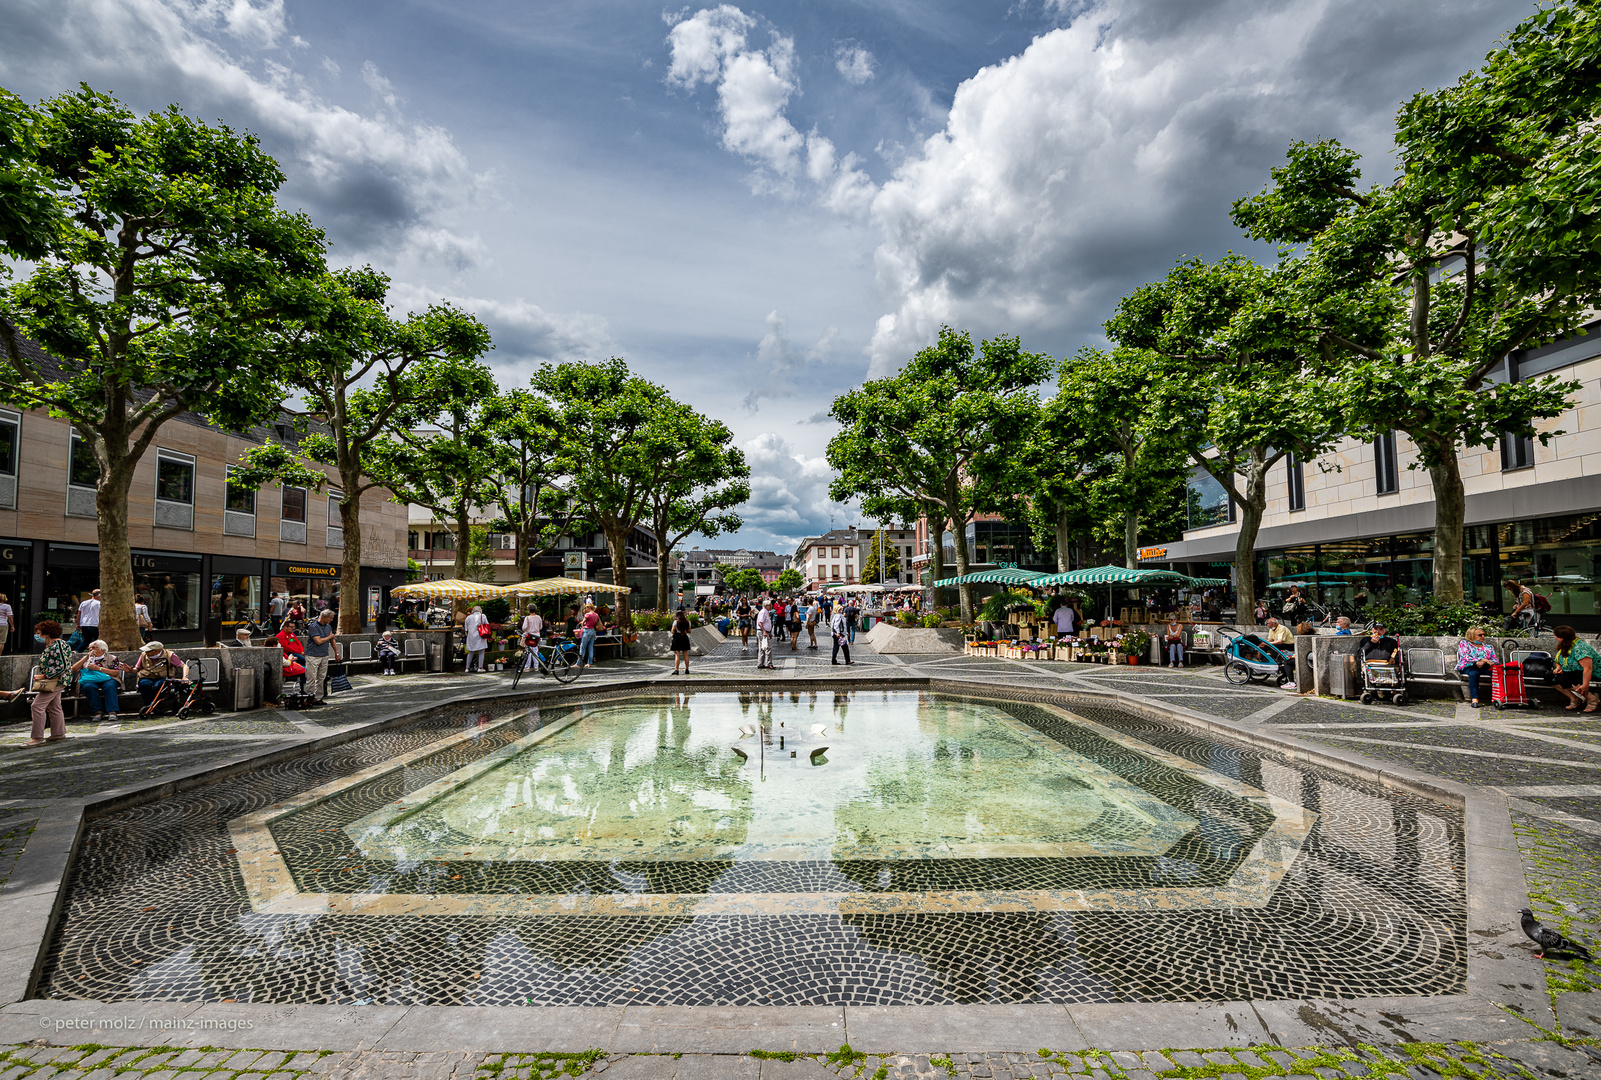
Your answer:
860,614 -> 873,632
428,642 -> 444,672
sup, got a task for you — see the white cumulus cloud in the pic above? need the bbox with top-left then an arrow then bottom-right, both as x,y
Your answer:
834,45 -> 875,85
0,0 -> 487,268
742,311 -> 839,413
738,432 -> 858,547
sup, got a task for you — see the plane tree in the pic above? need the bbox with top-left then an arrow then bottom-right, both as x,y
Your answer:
0,86 -> 324,649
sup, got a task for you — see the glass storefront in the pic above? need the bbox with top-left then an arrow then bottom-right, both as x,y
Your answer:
0,539 -> 30,647
1186,469 -> 1235,530
43,547 -> 202,636
269,560 -> 341,623
1249,510 -> 1601,623
211,573 -> 264,634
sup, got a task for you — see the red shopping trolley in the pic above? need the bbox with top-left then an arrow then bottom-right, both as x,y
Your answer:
1490,661 -> 1537,711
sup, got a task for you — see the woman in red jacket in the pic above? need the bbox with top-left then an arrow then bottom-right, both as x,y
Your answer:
276,624 -> 307,697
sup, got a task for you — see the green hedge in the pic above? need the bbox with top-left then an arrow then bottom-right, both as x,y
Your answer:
1366,599 -> 1488,636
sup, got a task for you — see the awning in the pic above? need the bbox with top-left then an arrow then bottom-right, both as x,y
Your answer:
931,568 -> 1048,587
825,583 -> 887,593
389,578 -> 508,601
1029,566 -> 1192,587
506,578 -> 633,597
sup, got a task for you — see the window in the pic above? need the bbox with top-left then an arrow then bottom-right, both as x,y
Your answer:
1184,468 -> 1235,530
156,454 -> 194,504
225,466 -> 255,514
281,486 -> 307,523
1287,453 -> 1305,512
408,531 -> 421,550
0,412 -> 16,476
1500,432 -> 1535,472
69,435 -> 99,488
326,492 -> 344,548
831,547 -> 841,558
1374,431 -> 1399,495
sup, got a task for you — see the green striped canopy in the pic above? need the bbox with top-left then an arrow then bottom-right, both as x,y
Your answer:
1029,565 -> 1192,587
1187,577 -> 1229,586
931,568 -> 1047,588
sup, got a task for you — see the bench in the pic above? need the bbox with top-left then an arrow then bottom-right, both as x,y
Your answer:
344,639 -> 378,673
1400,648 -> 1464,699
401,637 -> 427,672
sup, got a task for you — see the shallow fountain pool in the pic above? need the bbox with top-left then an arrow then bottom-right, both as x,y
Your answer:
39,690 -> 1468,1005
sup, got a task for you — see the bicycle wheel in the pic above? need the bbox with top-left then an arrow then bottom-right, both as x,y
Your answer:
551,647 -> 579,683
511,650 -> 527,690
1223,660 -> 1253,685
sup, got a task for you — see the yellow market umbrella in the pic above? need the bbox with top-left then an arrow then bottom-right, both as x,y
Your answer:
506,578 -> 633,597
389,578 -> 509,601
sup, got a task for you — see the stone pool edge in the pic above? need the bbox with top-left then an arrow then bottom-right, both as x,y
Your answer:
0,673 -> 1569,1054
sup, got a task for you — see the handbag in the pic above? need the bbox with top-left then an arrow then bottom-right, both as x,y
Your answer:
329,663 -> 354,694
33,675 -> 60,693
477,622 -> 492,639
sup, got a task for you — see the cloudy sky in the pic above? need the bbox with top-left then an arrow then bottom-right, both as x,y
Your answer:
1,0 -> 1527,554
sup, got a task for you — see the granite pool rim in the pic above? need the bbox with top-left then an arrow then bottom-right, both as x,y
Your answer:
0,672 -> 1554,1053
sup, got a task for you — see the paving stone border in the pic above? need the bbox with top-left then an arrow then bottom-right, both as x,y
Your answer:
0,669 -> 1591,1059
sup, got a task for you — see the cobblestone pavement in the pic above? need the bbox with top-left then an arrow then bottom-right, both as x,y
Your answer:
2,641 -> 1599,1074
2,1039 -> 1600,1080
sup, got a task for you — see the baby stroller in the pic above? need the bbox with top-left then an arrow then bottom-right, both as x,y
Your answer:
1217,625 -> 1295,686
1359,649 -> 1409,706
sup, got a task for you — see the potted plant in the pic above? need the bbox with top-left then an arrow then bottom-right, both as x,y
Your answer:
1122,629 -> 1151,665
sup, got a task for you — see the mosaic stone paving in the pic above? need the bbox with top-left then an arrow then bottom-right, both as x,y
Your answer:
0,808 -> 36,890
35,689 -> 1467,1006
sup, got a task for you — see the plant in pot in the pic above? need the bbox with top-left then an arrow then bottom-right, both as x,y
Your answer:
1121,629 -> 1151,665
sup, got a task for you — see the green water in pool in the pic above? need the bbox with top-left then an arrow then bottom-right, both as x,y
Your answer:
345,692 -> 1195,864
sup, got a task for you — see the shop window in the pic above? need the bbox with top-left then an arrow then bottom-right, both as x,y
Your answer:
0,408 -> 18,510
211,573 -> 263,632
155,450 -> 195,530
133,567 -> 202,631
67,435 -> 98,518
1500,432 -> 1535,472
1374,432 -> 1399,494
1287,453 -> 1305,512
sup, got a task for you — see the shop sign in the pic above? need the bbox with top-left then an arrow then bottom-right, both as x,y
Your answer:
1137,546 -> 1168,561
0,539 -> 30,564
272,561 -> 339,578
132,551 -> 202,573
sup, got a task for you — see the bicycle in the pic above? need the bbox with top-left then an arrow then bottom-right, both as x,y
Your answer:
510,636 -> 580,688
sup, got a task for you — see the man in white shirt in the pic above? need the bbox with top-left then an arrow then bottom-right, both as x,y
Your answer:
77,589 -> 102,642
756,600 -> 775,670
1052,600 -> 1077,637
830,606 -> 852,666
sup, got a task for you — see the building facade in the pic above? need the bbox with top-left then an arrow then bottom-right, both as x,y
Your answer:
0,404 -> 409,650
1144,327 -> 1601,630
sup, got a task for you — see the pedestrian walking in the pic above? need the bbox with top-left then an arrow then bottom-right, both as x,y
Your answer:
805,599 -> 819,649
736,597 -> 753,650
671,608 -> 693,675
756,600 -> 775,670
787,600 -> 801,650
134,595 -> 153,641
76,588 -> 101,644
304,609 -> 339,702
268,591 -> 287,633
0,592 -> 13,654
27,619 -> 73,745
830,605 -> 852,666
463,605 -> 490,673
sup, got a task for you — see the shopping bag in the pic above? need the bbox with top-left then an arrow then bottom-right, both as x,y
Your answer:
329,663 -> 354,694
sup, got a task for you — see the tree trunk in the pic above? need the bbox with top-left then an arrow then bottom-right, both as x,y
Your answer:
1123,509 -> 1139,570
337,474 -> 363,632
656,543 -> 672,613
1424,437 -> 1466,602
951,512 -> 975,625
95,461 -> 140,652
1054,508 -> 1072,574
604,523 -> 632,621
1234,459 -> 1269,626
926,505 -> 947,614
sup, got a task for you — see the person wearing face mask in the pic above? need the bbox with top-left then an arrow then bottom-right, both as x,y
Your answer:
26,620 -> 74,745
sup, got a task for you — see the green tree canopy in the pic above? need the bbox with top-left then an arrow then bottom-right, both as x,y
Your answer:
641,401 -> 749,612
477,387 -> 584,582
0,86 -> 324,649
1104,254 -> 1349,618
859,529 -> 902,584
1230,0 -> 1598,599
828,327 -> 1050,623
775,567 -> 805,593
232,266 -> 492,629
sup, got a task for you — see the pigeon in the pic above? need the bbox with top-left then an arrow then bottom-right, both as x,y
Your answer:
1520,908 -> 1594,960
